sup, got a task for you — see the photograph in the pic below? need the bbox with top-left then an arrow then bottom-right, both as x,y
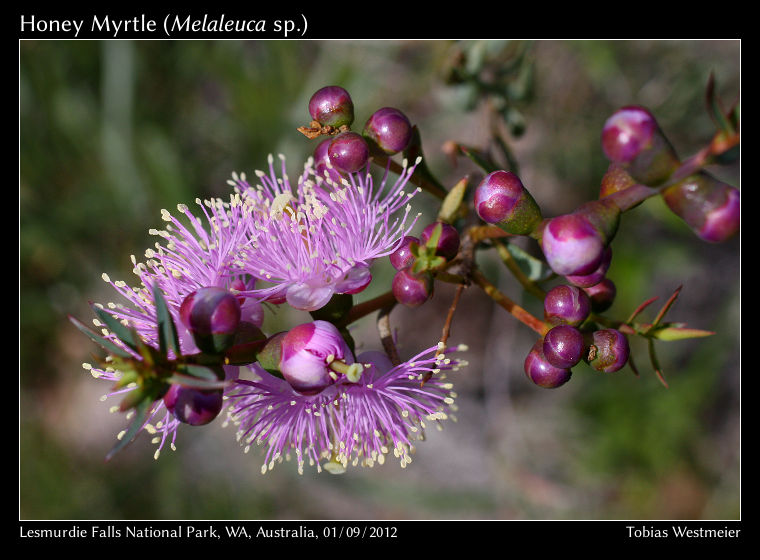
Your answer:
19,35 -> 740,530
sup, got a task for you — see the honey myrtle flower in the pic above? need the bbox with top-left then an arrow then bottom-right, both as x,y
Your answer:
96,195 -> 259,350
83,194 -> 258,459
225,342 -> 468,474
228,153 -> 422,311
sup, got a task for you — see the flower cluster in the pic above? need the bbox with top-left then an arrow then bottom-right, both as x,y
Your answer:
75,85 -> 466,473
73,77 -> 738,474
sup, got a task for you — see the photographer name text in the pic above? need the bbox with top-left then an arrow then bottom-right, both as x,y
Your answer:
626,525 -> 740,539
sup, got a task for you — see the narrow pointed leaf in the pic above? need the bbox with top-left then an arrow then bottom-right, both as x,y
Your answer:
437,176 -> 468,223
180,364 -> 220,381
648,339 -> 669,388
705,73 -> 734,135
461,144 -> 500,174
118,387 -> 147,412
646,285 -> 682,333
105,397 -> 153,462
152,283 -> 180,358
627,350 -> 640,377
69,316 -> 133,359
92,305 -> 139,351
650,326 -> 716,341
626,296 -> 658,325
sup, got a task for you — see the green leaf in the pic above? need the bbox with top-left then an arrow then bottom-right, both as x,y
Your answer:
648,339 -> 669,388
650,326 -> 715,341
69,315 -> 133,359
91,305 -> 140,351
456,144 -> 500,174
437,177 -> 468,223
705,73 -> 735,135
502,242 -> 551,282
152,283 -> 180,358
105,397 -> 153,461
180,364 -> 220,381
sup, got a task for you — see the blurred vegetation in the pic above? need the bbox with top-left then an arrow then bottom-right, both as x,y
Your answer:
20,40 -> 739,520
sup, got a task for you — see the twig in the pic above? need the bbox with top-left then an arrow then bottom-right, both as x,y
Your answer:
338,291 -> 396,328
377,304 -> 401,366
471,269 -> 548,336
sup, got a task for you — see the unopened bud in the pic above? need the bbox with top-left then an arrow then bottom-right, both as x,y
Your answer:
583,278 -> 617,313
661,171 -> 740,243
524,340 -> 572,389
544,284 -> 591,327
392,268 -> 434,308
474,170 -> 542,235
586,329 -> 629,373
566,247 -> 612,288
309,85 -> 354,128
279,321 -> 354,395
328,132 -> 369,174
420,222 -> 460,261
363,107 -> 413,155
164,385 -> 224,426
601,106 -> 680,186
389,236 -> 420,271
541,214 -> 606,276
543,325 -> 585,369
179,287 -> 241,355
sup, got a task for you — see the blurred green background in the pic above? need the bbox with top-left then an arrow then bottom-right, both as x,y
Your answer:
19,40 -> 740,520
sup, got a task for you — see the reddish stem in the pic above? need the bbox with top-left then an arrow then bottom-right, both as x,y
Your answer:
472,269 -> 548,336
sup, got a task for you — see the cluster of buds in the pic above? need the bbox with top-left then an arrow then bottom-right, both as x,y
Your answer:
389,222 -> 461,308
468,85 -> 737,390
524,284 -> 630,388
305,85 -> 414,177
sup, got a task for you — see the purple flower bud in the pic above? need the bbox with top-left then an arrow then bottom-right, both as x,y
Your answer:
363,107 -> 413,155
602,106 -> 658,164
308,85 -> 354,128
662,172 -> 739,243
420,222 -> 460,261
328,132 -> 370,174
541,214 -> 605,276
313,137 -> 344,184
389,236 -> 420,270
179,287 -> 241,354
544,284 -> 591,326
587,329 -> 629,372
474,170 -> 542,235
583,278 -> 616,313
543,325 -> 585,369
601,106 -> 680,186
392,268 -> 433,308
279,320 -> 354,395
566,247 -> 612,288
524,340 -> 572,388
164,385 -> 224,426
699,186 -> 740,243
